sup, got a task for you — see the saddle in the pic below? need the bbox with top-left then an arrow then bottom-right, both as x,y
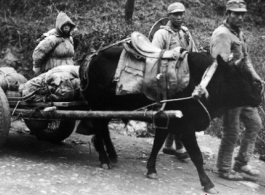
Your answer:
130,31 -> 182,60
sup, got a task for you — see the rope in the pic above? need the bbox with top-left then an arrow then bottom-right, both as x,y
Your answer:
135,96 -> 211,127
160,96 -> 193,103
135,102 -> 158,111
197,99 -> 211,122
96,38 -> 131,53
12,101 -> 20,116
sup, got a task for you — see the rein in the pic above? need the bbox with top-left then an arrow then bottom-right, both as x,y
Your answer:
135,96 -> 211,128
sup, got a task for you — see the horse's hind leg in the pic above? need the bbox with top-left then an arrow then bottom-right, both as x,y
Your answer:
92,119 -> 113,169
146,128 -> 168,179
181,131 -> 218,194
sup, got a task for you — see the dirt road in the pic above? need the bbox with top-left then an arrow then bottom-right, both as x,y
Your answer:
0,119 -> 264,195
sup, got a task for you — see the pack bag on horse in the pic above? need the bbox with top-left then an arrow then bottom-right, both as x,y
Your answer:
115,32 -> 191,101
79,32 -> 262,193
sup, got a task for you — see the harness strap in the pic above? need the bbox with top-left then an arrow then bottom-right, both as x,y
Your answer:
156,49 -> 166,103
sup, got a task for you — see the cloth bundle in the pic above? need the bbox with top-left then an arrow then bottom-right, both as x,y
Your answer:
0,67 -> 27,92
19,65 -> 81,102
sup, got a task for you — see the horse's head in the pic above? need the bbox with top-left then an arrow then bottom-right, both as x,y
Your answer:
208,55 -> 263,108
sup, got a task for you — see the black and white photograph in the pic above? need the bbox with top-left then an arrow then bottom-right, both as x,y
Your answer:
0,0 -> 265,194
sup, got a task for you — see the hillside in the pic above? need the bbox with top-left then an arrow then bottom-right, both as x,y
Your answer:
0,0 -> 265,154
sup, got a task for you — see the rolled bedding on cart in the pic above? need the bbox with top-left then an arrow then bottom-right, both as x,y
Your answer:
19,65 -> 82,102
0,67 -> 27,93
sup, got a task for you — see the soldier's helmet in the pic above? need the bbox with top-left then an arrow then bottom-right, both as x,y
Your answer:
226,0 -> 247,12
167,2 -> 185,14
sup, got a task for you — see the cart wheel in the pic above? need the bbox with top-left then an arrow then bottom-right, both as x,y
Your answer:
24,119 -> 75,144
0,87 -> 11,147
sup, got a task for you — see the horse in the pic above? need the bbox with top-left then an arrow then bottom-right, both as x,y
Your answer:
79,46 -> 262,193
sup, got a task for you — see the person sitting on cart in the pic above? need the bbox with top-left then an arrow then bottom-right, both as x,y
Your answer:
32,11 -> 76,76
151,2 -> 197,160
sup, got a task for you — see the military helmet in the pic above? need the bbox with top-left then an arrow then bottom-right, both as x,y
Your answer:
167,2 -> 185,14
226,0 -> 247,12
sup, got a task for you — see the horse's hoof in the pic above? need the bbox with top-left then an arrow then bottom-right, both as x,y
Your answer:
204,187 -> 218,194
101,163 -> 111,170
146,173 -> 158,179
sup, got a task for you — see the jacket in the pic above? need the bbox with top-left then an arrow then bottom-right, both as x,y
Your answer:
152,21 -> 197,52
210,20 -> 261,81
32,12 -> 76,73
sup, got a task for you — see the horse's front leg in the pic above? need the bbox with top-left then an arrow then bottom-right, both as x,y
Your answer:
103,120 -> 118,164
92,119 -> 113,169
146,128 -> 168,179
181,130 -> 218,194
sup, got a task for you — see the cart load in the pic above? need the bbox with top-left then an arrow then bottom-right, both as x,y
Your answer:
19,65 -> 82,102
0,67 -> 27,93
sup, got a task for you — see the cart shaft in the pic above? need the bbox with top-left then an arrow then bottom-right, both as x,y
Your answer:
11,108 -> 183,120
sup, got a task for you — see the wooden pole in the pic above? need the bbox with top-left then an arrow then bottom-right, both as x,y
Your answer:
11,109 -> 183,120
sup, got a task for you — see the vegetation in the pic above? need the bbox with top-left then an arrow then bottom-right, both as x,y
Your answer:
0,0 -> 265,154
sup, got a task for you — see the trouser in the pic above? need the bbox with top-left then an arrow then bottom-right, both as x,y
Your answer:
217,106 -> 262,172
164,133 -> 184,150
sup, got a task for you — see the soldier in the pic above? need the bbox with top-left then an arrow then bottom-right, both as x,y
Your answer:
32,12 -> 76,76
210,0 -> 262,180
152,2 -> 197,160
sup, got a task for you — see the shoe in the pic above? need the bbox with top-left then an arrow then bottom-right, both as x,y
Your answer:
162,148 -> 177,155
163,148 -> 189,160
175,151 -> 189,160
233,164 -> 260,177
218,170 -> 243,181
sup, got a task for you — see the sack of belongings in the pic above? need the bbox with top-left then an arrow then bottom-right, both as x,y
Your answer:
0,67 -> 27,93
19,65 -> 81,102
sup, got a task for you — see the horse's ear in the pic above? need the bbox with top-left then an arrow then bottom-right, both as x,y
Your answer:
216,55 -> 225,65
217,54 -> 230,68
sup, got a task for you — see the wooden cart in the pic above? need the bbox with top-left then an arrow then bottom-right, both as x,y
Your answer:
0,87 -> 182,147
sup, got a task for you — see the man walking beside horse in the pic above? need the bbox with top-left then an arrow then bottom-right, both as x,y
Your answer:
151,2 -> 197,160
210,0 -> 263,181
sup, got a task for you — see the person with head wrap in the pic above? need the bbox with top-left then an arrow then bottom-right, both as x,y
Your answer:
32,12 -> 76,76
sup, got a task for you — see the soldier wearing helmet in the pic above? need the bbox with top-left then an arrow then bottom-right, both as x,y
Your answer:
152,2 -> 197,52
210,0 -> 262,181
152,2 -> 197,161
